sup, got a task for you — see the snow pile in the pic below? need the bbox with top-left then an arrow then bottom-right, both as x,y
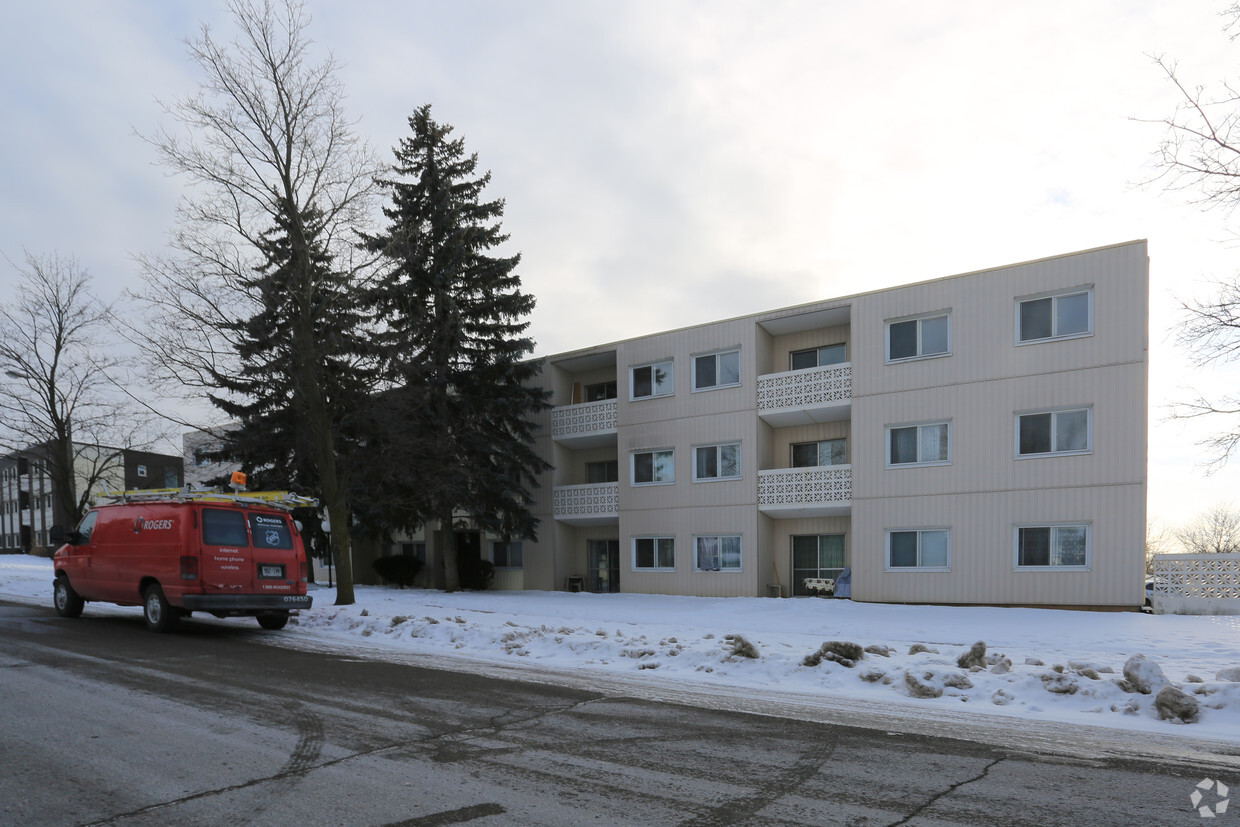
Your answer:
4,554 -> 1240,740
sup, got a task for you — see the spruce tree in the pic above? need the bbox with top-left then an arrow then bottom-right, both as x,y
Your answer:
364,104 -> 549,591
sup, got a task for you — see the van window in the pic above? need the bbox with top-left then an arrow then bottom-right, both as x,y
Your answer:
249,513 -> 292,549
76,511 -> 98,544
202,508 -> 249,547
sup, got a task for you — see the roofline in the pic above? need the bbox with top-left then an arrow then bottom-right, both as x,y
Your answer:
534,239 -> 1148,363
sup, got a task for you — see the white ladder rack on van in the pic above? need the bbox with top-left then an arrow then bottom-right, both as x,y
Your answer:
93,487 -> 319,511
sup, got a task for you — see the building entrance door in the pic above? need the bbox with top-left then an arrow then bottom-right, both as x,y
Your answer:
587,539 -> 620,593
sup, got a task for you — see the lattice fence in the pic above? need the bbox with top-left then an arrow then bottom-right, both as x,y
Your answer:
758,465 -> 852,506
757,364 -> 851,411
1152,553 -> 1240,600
551,400 -> 617,438
553,483 -> 620,518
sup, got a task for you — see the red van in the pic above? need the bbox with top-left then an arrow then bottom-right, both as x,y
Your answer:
52,492 -> 312,632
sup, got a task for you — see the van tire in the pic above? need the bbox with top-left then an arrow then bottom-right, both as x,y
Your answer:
54,576 -> 84,618
257,611 -> 289,631
143,585 -> 178,633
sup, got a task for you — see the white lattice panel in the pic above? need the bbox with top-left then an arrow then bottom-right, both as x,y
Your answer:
757,364 -> 851,411
552,400 -> 617,438
758,466 -> 852,505
1153,553 -> 1240,600
553,482 -> 620,517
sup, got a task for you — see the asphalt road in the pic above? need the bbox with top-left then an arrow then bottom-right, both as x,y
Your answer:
0,598 -> 1234,826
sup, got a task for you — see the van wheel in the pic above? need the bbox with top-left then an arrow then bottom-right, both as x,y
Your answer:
257,612 -> 289,631
54,577 -> 84,618
142,585 -> 178,633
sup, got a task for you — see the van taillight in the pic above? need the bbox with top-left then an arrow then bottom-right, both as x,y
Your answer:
300,561 -> 308,583
180,556 -> 199,580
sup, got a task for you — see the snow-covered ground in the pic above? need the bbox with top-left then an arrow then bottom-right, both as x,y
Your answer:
5,554 -> 1240,749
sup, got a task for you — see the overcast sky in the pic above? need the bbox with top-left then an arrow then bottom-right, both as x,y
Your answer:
2,0 -> 1240,531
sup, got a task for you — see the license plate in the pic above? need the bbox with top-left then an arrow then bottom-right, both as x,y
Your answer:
260,565 -> 283,578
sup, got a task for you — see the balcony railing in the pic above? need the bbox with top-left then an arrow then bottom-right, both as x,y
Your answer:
551,399 -> 618,447
553,482 -> 620,525
756,364 -> 851,427
758,465 -> 851,518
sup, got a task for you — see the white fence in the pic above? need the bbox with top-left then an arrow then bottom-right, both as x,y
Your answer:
1150,553 -> 1240,615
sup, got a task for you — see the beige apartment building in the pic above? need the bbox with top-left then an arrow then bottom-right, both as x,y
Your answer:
486,240 -> 1145,610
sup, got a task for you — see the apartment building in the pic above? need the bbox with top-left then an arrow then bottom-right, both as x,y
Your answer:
480,240 -> 1144,609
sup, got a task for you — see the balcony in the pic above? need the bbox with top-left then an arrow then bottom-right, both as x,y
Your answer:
758,465 -> 851,518
551,400 -> 617,448
756,364 -> 851,428
553,482 -> 620,526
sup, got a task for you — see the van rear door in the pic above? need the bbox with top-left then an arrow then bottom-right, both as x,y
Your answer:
248,512 -> 301,595
199,506 -> 255,594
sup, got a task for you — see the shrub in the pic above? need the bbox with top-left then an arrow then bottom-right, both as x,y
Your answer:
372,555 -> 423,588
459,556 -> 495,591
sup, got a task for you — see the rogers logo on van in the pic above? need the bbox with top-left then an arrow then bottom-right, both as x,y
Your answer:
134,518 -> 174,532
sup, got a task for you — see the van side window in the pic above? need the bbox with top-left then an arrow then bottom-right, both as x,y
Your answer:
76,511 -> 98,544
249,514 -> 292,549
202,508 -> 249,547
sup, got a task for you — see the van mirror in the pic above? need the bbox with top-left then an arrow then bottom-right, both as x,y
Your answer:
49,525 -> 65,546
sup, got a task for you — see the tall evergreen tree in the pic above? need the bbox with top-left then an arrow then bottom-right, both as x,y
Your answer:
364,104 -> 549,591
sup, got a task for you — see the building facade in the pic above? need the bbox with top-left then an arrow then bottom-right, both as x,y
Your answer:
373,242 -> 1148,607
0,443 -> 184,554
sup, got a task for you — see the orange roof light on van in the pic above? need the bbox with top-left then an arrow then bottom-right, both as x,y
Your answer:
230,471 -> 248,491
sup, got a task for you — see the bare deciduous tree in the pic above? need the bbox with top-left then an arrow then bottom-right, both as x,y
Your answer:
133,0 -> 378,604
1145,12 -> 1240,468
1174,503 -> 1240,555
0,252 -> 159,529
1145,518 -> 1176,575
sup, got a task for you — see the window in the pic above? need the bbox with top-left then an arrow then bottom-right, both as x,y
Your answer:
693,442 -> 741,481
633,536 -> 675,570
585,381 -> 617,401
137,465 -> 147,478
491,540 -> 524,569
693,349 -> 741,391
193,449 -> 212,467
887,422 -> 950,466
202,508 -> 249,547
887,312 -> 950,361
75,511 -> 98,544
790,344 -> 846,371
631,360 -> 674,399
1018,289 -> 1091,343
632,449 -> 674,485
165,468 -> 179,488
791,439 -> 846,467
792,534 -> 845,595
586,460 -> 619,484
401,542 -> 427,564
694,535 -> 742,571
887,529 -> 950,570
250,513 -> 293,549
1016,525 -> 1088,569
1017,408 -> 1090,457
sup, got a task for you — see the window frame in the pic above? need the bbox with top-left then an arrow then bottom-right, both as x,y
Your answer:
584,380 -> 617,402
885,311 -> 952,363
885,528 -> 951,572
1015,406 -> 1092,458
1015,286 -> 1093,344
692,441 -> 742,482
1014,523 -> 1090,571
632,536 -> 676,571
693,534 -> 743,572
886,420 -> 952,468
630,359 -> 675,400
691,348 -> 742,392
791,533 -> 846,595
790,343 -> 847,371
490,540 -> 524,570
790,438 -> 847,468
585,459 -> 619,484
630,448 -> 675,486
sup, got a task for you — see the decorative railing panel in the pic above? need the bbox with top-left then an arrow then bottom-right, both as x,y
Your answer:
758,465 -> 851,506
552,400 -> 617,439
553,482 -> 620,518
1152,553 -> 1240,600
757,364 -> 851,411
